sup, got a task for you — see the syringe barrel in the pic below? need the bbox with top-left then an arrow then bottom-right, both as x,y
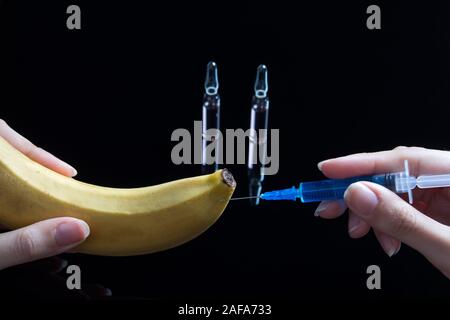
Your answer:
417,174 -> 450,189
299,174 -> 395,202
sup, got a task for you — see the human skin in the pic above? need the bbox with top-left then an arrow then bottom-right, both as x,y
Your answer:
0,119 -> 90,270
315,147 -> 450,279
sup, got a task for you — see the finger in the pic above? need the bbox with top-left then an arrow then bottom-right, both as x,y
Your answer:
348,210 -> 370,238
26,147 -> 78,177
344,182 -> 450,264
373,229 -> 401,257
0,217 -> 90,270
314,200 -> 347,218
0,119 -> 77,177
318,147 -> 450,179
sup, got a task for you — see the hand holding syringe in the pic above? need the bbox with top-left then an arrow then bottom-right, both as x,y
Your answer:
237,160 -> 450,205
234,148 -> 450,279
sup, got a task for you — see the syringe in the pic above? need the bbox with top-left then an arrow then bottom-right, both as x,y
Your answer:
233,160 -> 450,204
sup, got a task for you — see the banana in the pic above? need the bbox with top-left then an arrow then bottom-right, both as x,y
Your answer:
0,136 -> 235,256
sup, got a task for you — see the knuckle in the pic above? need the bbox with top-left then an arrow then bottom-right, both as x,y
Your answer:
0,119 -> 6,126
15,229 -> 37,260
393,146 -> 407,151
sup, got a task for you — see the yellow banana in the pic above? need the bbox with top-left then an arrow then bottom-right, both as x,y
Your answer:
0,136 -> 235,256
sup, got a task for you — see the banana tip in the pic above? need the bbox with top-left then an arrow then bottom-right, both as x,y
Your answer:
221,169 -> 236,188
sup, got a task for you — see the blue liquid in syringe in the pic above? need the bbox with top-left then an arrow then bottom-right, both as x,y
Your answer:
261,174 -> 396,203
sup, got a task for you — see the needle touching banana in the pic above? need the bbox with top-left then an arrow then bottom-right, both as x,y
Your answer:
0,136 -> 235,256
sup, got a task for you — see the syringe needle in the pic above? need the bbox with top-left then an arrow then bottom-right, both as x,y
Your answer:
230,196 -> 260,201
254,64 -> 268,98
204,61 -> 219,95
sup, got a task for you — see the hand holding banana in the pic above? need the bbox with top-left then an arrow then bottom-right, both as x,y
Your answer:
0,119 -> 235,270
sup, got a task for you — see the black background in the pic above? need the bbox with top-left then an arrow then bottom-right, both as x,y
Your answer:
1,0 -> 450,302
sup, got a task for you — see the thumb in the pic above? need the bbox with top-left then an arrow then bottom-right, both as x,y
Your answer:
344,182 -> 450,264
0,217 -> 90,270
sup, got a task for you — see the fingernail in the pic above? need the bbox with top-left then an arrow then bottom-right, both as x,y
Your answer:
394,243 -> 401,256
314,201 -> 329,217
55,221 -> 90,247
348,214 -> 362,235
344,183 -> 378,217
59,158 -> 77,176
317,160 -> 328,171
68,166 -> 77,177
379,237 -> 400,258
386,248 -> 396,258
56,155 -> 77,177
